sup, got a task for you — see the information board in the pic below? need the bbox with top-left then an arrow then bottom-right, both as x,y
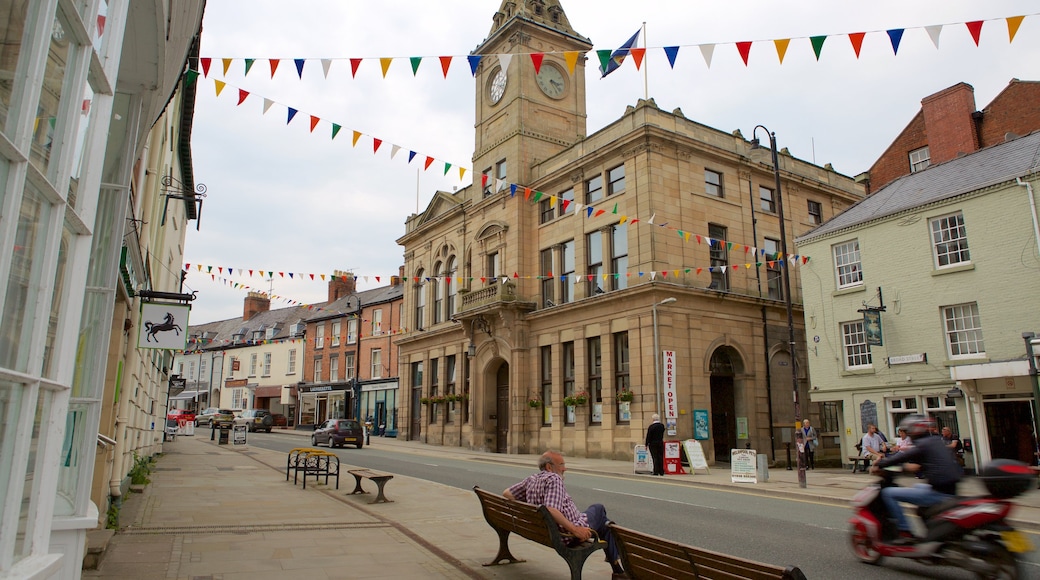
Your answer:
730,448 -> 757,483
682,440 -> 710,474
232,424 -> 248,445
633,444 -> 652,474
664,440 -> 686,475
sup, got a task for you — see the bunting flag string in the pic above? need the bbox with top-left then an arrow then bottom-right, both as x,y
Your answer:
191,75 -> 470,182
199,13 -> 1033,79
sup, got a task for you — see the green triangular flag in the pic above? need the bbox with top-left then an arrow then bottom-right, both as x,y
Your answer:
596,50 -> 612,73
184,70 -> 199,86
244,58 -> 256,75
332,123 -> 342,140
443,163 -> 451,175
810,36 -> 827,60
612,203 -> 618,214
533,191 -> 543,202
410,57 -> 422,76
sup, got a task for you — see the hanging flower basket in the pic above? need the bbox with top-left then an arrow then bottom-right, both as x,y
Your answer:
616,389 -> 634,402
562,396 -> 577,407
528,398 -> 542,408
419,397 -> 430,405
430,395 -> 447,405
573,391 -> 589,405
446,393 -> 458,402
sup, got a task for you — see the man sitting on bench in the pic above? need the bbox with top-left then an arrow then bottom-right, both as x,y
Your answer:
504,450 -> 626,579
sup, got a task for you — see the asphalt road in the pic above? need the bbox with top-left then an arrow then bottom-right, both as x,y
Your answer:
247,433 -> 1040,579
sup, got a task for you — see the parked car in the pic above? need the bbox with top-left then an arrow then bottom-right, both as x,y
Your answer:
166,408 -> 195,424
312,419 -> 364,448
195,408 -> 236,427
234,409 -> 274,433
271,413 -> 288,427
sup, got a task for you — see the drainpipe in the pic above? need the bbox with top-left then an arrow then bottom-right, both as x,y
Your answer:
109,365 -> 133,499
1016,177 -> 1040,253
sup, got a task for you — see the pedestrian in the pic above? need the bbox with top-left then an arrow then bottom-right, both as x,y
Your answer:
892,426 -> 913,453
503,450 -> 627,579
645,413 -> 666,476
941,426 -> 965,467
801,419 -> 818,469
860,424 -> 886,461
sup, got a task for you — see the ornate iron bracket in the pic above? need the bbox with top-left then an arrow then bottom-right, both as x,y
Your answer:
160,174 -> 207,231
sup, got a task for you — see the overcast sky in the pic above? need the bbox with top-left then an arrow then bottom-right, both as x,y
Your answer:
183,0 -> 1040,325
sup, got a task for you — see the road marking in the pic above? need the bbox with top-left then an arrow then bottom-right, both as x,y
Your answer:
593,488 -> 720,510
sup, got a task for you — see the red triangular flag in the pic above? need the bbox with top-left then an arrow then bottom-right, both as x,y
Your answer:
630,48 -> 645,69
736,42 -> 752,66
200,58 -> 212,77
309,115 -> 319,132
965,21 -> 983,46
424,156 -> 434,170
530,53 -> 544,74
237,89 -> 249,105
373,138 -> 382,153
269,59 -> 280,77
439,56 -> 452,78
848,32 -> 866,58
350,58 -> 362,77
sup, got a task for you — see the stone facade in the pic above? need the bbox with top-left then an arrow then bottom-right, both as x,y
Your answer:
394,0 -> 864,462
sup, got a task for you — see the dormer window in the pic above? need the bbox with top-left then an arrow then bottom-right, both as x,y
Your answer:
290,322 -> 305,337
252,330 -> 263,342
232,333 -> 244,344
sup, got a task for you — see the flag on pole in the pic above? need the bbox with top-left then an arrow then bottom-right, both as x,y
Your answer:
600,28 -> 641,77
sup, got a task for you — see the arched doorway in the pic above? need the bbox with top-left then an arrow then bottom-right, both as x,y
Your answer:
493,362 -> 510,453
709,347 -> 746,462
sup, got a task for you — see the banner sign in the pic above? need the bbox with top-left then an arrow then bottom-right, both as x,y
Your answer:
138,302 -> 190,350
663,350 -> 677,421
863,309 -> 883,346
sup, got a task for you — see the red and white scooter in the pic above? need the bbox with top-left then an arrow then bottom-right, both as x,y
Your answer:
849,459 -> 1035,579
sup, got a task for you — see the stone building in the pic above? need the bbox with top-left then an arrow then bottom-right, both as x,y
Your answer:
394,0 -> 863,462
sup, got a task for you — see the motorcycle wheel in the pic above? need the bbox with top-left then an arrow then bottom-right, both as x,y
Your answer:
849,523 -> 881,564
974,543 -> 1021,580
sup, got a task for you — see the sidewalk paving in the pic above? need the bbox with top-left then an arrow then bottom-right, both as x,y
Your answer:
83,430 -> 1040,579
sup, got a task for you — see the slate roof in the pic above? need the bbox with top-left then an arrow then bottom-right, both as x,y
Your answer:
186,283 -> 403,350
797,131 -> 1040,243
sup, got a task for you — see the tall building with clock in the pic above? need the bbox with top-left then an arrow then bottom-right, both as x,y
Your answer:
396,0 -> 864,464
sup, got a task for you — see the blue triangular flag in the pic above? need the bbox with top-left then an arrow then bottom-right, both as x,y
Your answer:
887,29 -> 905,54
663,46 -> 680,68
294,59 -> 305,78
408,150 -> 417,163
467,55 -> 482,77
287,107 -> 298,124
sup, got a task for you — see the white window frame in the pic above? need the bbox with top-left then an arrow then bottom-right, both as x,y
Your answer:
833,240 -> 863,289
909,146 -> 930,173
347,318 -> 358,344
330,356 -> 339,382
249,353 -> 258,376
345,352 -> 355,380
314,359 -> 323,383
841,321 -> 872,370
372,308 -> 383,335
372,349 -> 383,379
331,321 -> 341,346
233,388 -> 246,409
287,349 -> 297,374
262,352 -> 271,376
315,324 -> 325,349
943,302 -> 985,359
930,212 -> 970,269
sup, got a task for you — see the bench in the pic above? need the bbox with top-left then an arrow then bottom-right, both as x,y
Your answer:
850,455 -> 872,473
472,486 -> 604,580
347,469 -> 394,503
290,449 -> 340,490
609,523 -> 807,580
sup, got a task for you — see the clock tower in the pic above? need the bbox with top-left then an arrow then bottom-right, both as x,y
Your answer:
471,0 -> 592,190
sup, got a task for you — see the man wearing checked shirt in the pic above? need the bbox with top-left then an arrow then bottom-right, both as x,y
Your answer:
504,450 -> 626,578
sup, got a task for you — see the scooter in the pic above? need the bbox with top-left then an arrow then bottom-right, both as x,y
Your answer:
848,459 -> 1036,579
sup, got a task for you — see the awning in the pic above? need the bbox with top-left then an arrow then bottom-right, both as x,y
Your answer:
170,390 -> 208,401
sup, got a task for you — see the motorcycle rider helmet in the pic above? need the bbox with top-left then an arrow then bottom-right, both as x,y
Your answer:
898,414 -> 934,440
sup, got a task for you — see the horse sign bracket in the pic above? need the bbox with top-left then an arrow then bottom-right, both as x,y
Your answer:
160,174 -> 207,231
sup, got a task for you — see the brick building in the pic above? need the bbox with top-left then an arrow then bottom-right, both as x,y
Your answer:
865,79 -> 1040,193
394,0 -> 864,462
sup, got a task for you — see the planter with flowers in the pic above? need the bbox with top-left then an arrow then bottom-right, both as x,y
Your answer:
446,393 -> 458,403
419,397 -> 430,405
528,398 -> 542,408
616,388 -> 634,403
573,390 -> 589,405
430,395 -> 447,405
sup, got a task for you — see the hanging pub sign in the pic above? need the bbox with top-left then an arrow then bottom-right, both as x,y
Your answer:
863,309 -> 883,346
138,302 -> 190,351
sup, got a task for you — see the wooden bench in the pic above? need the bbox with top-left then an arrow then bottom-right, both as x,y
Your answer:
291,449 -> 340,490
609,523 -> 807,580
347,469 -> 394,503
473,486 -> 604,580
850,455 -> 872,473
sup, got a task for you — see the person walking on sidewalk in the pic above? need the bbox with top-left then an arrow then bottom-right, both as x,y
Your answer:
645,413 -> 666,476
801,419 -> 818,470
504,450 -> 627,579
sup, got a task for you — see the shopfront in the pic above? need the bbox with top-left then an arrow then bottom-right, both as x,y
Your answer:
360,379 -> 399,436
298,384 -> 351,429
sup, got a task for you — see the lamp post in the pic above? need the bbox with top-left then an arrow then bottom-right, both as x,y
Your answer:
751,126 -> 805,488
652,297 -> 677,416
1022,332 -> 1040,465
345,294 -> 363,420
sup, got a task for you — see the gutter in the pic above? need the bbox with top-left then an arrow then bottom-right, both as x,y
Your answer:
1016,177 -> 1040,254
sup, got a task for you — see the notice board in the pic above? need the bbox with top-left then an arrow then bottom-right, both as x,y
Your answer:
682,439 -> 710,474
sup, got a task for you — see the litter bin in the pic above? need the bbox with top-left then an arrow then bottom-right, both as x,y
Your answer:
218,422 -> 231,445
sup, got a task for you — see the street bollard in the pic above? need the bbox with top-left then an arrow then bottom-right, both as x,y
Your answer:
785,442 -> 792,470
211,421 -> 216,441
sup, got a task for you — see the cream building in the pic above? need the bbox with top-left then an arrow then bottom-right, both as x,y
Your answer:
395,0 -> 863,462
0,1 -> 204,577
797,130 -> 1040,470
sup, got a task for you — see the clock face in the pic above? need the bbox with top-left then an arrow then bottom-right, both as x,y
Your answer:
489,69 -> 507,104
536,64 -> 566,99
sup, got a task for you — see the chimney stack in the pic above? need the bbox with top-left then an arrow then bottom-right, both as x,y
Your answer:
243,291 -> 270,320
329,270 -> 356,302
391,265 -> 405,286
921,82 -> 980,165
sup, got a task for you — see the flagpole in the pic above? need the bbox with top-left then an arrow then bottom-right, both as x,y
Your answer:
642,21 -> 648,100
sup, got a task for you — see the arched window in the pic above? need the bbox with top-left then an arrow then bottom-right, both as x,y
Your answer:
445,256 -> 457,320
433,261 -> 444,324
414,269 -> 426,330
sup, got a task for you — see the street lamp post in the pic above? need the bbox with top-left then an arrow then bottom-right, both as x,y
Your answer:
1022,332 -> 1040,465
751,126 -> 805,488
652,297 -> 678,416
346,294 -> 363,421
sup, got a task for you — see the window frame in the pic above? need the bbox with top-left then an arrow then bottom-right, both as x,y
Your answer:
704,169 -> 723,197
262,352 -> 272,377
943,302 -> 985,359
587,336 -> 602,424
610,224 -> 628,291
930,212 -> 970,269
371,348 -> 383,379
807,200 -> 823,225
833,239 -> 863,289
287,349 -> 297,374
841,320 -> 872,370
759,185 -> 776,213
709,223 -> 728,291
614,332 -> 630,423
764,237 -> 783,300
909,146 -> 930,173
331,321 -> 341,347
587,230 -> 603,296
585,174 -> 603,204
540,346 -> 552,426
607,164 -> 625,196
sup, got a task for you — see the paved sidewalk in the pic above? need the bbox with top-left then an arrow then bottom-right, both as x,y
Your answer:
83,430 -> 1040,579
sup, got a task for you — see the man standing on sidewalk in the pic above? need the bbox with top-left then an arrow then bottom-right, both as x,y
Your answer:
504,450 -> 627,579
645,414 -> 665,476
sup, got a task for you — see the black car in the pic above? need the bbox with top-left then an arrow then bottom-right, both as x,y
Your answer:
312,419 -> 364,448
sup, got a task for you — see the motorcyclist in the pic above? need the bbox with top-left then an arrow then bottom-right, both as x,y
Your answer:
869,414 -> 962,542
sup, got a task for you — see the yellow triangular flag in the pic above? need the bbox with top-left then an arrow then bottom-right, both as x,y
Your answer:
214,79 -> 226,96
1007,15 -> 1025,42
352,131 -> 361,147
774,39 -> 790,64
459,167 -> 466,180
222,58 -> 232,76
380,57 -> 393,78
564,51 -> 580,74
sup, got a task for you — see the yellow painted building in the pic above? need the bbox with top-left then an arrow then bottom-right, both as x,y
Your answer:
395,0 -> 863,461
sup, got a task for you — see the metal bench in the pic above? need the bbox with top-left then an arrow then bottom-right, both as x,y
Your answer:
347,469 -> 394,503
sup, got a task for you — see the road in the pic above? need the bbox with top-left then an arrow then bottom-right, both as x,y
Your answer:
248,433 -> 1040,579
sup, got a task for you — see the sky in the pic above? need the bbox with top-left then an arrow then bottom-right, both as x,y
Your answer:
183,0 -> 1040,325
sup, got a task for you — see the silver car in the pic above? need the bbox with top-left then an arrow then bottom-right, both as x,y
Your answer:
195,408 -> 235,427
